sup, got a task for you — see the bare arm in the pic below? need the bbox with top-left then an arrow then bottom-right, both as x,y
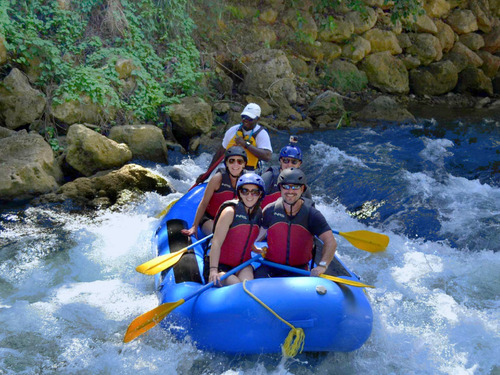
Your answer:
181,173 -> 222,237
208,207 -> 235,285
310,230 -> 337,277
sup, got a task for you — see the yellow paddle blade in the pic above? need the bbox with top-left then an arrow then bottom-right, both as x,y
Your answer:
136,249 -> 187,275
124,299 -> 185,343
320,274 -> 375,288
339,230 -> 389,253
155,199 -> 179,219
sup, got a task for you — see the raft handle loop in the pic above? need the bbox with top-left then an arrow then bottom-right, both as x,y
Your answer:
242,280 -> 305,358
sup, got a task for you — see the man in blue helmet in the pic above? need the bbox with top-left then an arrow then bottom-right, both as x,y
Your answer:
261,137 -> 311,208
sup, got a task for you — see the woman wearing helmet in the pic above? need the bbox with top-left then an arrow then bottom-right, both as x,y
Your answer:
261,139 -> 311,208
182,146 -> 247,238
208,173 -> 265,286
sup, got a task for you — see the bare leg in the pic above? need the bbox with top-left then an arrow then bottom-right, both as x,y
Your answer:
236,265 -> 254,282
201,219 -> 214,236
222,274 -> 241,286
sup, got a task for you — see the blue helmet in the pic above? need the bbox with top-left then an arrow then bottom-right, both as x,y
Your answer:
236,173 -> 266,198
279,145 -> 302,161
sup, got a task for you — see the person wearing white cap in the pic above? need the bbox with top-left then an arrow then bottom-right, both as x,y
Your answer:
196,103 -> 272,183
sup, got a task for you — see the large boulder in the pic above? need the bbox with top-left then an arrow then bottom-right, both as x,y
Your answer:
363,29 -> 402,55
283,9 -> 318,41
66,124 -> 132,176
409,60 -> 459,95
456,67 -> 494,96
341,35 -> 371,63
51,94 -> 117,125
470,0 -> 493,33
0,68 -> 46,130
108,125 -> 168,163
406,14 -> 438,34
445,9 -> 478,34
317,17 -> 354,43
450,42 -> 484,67
423,0 -> 451,18
169,96 -> 213,139
307,90 -> 345,121
459,33 -> 485,51
407,33 -> 443,66
482,25 -> 500,53
345,7 -> 377,34
360,52 -> 410,94
0,133 -> 63,200
240,49 -> 296,104
477,50 -> 500,77
355,96 -> 416,124
435,20 -> 456,53
44,164 -> 174,208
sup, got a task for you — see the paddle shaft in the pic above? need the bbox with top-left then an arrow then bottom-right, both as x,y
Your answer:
258,259 -> 373,288
184,254 -> 263,303
189,153 -> 225,191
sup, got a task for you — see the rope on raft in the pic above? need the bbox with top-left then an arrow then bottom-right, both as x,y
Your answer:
242,280 -> 305,358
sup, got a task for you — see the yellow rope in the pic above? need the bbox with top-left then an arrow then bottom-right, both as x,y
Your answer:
242,280 -> 305,357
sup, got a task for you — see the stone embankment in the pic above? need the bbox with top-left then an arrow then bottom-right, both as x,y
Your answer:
1,0 -> 499,203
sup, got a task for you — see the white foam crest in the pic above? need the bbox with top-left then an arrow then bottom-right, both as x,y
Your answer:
309,142 -> 367,170
402,170 -> 500,249
419,137 -> 454,168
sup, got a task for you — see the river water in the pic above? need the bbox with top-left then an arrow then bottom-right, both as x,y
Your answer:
0,117 -> 499,374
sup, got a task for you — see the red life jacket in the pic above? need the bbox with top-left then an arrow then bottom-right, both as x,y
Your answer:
214,200 -> 262,267
205,169 -> 237,218
265,197 -> 314,267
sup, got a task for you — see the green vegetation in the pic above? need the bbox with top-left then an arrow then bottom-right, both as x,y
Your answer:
1,0 -> 203,126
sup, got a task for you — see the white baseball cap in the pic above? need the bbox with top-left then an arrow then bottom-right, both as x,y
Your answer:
241,103 -> 261,119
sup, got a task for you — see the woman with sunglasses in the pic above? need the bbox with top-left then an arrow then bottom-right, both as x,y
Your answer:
208,173 -> 265,286
261,139 -> 312,208
182,146 -> 247,238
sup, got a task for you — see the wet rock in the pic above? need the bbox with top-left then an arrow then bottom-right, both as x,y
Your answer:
450,42 -> 484,67
410,60 -> 459,95
108,125 -> 168,163
307,90 -> 344,119
42,164 -> 174,208
456,67 -> 494,96
355,96 -> 415,124
0,68 -> 46,130
66,124 -> 132,176
0,133 -> 63,200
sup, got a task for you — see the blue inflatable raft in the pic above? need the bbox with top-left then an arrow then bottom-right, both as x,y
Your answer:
153,184 -> 373,354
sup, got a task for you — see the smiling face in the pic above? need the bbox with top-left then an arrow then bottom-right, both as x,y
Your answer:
279,157 -> 302,170
238,183 -> 262,207
226,156 -> 246,176
279,183 -> 305,205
